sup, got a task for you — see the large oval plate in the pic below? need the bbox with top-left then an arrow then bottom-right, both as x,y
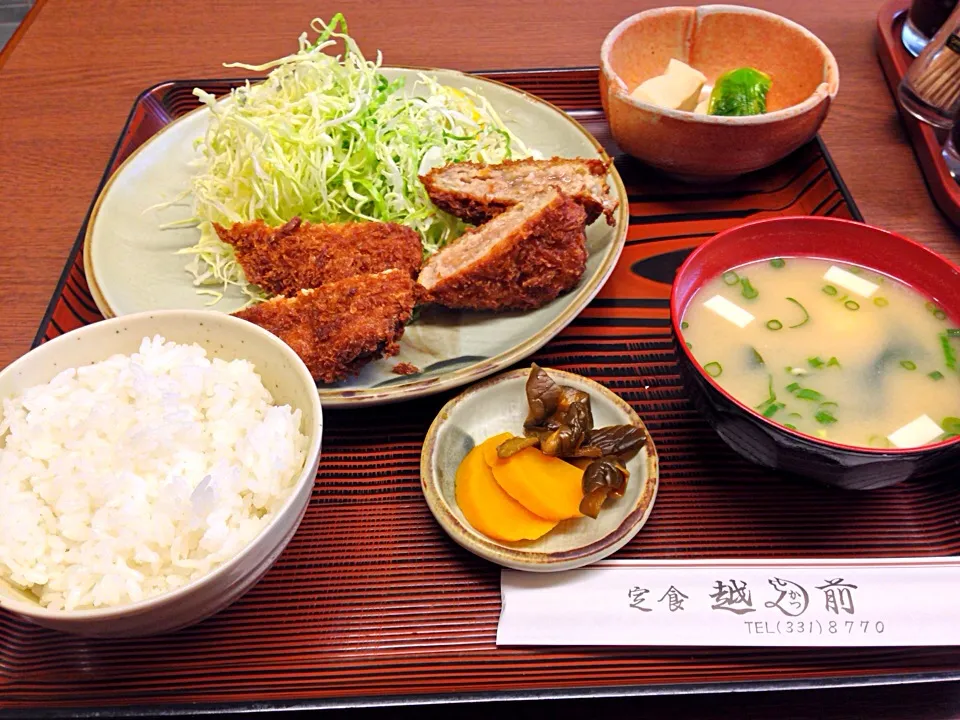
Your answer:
84,67 -> 629,406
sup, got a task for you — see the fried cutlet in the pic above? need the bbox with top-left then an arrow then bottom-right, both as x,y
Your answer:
417,188 -> 587,312
214,217 -> 423,297
233,269 -> 421,383
420,157 -> 618,226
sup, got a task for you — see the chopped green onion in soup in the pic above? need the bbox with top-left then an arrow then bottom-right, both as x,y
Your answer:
762,402 -> 785,418
786,297 -> 810,327
740,277 -> 759,299
815,409 -> 838,425
680,257 -> 960,447
704,361 -> 723,377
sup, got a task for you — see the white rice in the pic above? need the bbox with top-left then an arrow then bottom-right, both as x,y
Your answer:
0,335 -> 308,611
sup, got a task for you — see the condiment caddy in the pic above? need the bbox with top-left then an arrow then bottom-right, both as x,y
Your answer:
877,0 -> 960,226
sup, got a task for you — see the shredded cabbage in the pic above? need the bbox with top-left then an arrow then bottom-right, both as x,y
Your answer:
177,14 -> 535,304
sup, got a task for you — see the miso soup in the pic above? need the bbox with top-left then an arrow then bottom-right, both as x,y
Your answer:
680,257 -> 960,448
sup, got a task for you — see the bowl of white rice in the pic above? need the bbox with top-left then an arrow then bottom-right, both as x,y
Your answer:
0,310 -> 322,637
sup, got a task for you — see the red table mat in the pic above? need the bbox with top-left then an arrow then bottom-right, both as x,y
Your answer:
5,68 -> 959,715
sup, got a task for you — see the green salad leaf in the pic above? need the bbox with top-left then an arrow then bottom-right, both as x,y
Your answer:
174,14 -> 536,303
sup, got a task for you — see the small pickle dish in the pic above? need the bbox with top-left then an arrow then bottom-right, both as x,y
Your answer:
420,365 -> 659,572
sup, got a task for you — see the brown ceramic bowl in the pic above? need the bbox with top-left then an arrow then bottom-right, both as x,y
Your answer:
600,5 -> 839,181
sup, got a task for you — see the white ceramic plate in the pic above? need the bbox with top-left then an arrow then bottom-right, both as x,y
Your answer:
420,368 -> 659,572
83,68 -> 628,407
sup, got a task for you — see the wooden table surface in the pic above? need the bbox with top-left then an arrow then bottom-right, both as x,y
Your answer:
1,0 -> 960,717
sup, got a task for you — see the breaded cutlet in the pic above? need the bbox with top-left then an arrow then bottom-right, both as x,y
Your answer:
420,157 -> 618,226
417,188 -> 587,312
233,269 -> 421,383
214,217 -> 423,297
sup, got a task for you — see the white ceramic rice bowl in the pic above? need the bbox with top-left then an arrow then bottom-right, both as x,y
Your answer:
0,310 -> 323,637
